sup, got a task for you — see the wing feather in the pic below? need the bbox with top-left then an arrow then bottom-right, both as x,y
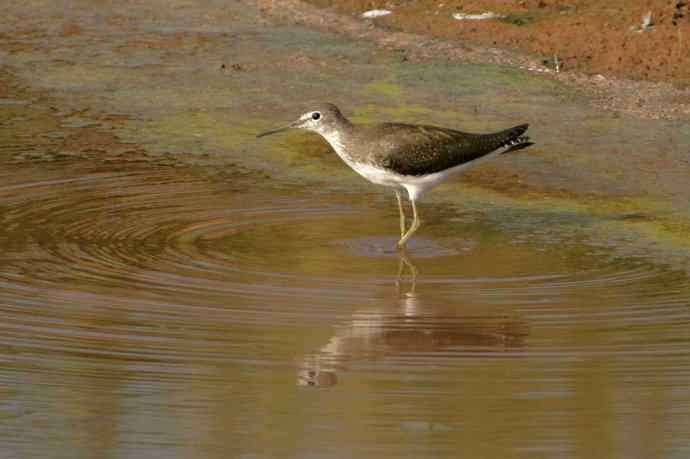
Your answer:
377,123 -> 530,176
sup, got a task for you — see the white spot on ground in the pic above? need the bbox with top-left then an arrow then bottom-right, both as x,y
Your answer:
452,12 -> 504,21
362,9 -> 392,19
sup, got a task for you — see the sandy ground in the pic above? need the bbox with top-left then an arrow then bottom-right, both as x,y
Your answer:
254,0 -> 690,120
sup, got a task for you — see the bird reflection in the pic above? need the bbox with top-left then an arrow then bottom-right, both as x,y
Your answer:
298,252 -> 528,387
396,249 -> 418,299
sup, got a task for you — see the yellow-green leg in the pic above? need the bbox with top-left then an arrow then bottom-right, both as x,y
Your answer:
397,199 -> 420,248
395,190 -> 406,237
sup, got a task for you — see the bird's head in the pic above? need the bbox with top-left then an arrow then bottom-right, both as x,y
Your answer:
256,103 -> 348,138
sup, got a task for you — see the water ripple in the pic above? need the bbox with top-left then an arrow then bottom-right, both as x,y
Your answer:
1,163 -> 689,376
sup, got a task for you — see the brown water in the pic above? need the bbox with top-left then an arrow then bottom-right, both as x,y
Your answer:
2,1 -> 690,458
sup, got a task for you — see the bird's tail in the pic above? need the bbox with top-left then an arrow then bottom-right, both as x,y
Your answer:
498,123 -> 533,154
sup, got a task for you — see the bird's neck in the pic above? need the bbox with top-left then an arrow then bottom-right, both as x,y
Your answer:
318,120 -> 355,160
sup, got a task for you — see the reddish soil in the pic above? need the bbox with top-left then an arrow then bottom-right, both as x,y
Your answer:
304,0 -> 690,83
255,0 -> 690,120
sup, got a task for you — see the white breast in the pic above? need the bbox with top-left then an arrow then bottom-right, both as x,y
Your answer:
320,130 -> 401,187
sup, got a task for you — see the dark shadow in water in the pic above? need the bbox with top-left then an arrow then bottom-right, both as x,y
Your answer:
298,252 -> 528,387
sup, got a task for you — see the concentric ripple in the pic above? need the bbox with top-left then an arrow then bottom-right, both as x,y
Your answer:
2,154 -> 690,458
1,158 -> 689,357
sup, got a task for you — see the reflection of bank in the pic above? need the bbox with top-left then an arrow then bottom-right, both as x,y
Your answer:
298,253 -> 528,387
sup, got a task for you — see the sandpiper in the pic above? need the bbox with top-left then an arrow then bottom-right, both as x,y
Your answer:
257,103 -> 533,248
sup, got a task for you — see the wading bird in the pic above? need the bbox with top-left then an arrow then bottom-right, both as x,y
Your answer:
257,103 -> 532,249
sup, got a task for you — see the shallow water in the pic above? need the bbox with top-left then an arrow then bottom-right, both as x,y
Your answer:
2,1 -> 690,458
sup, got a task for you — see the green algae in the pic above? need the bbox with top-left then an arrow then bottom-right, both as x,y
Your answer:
363,79 -> 406,100
436,182 -> 690,271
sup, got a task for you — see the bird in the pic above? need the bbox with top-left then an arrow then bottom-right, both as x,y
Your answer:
257,103 -> 533,249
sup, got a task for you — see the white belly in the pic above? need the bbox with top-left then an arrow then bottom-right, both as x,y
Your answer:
348,161 -> 401,187
344,150 -> 503,201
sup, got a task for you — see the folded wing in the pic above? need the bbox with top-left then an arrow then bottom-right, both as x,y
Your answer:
378,123 -> 531,176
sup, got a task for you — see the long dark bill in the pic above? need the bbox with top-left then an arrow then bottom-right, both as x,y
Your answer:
256,119 -> 302,138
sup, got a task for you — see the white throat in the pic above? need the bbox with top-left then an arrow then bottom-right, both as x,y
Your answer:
318,129 -> 351,162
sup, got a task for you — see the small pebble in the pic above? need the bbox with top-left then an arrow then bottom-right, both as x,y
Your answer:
362,9 -> 391,19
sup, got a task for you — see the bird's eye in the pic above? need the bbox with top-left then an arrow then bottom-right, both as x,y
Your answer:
312,112 -> 321,120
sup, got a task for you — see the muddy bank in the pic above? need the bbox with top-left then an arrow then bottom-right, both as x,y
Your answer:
303,0 -> 690,82
255,0 -> 690,120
